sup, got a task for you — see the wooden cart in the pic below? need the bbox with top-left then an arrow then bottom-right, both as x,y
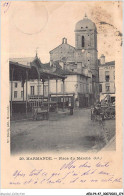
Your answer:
33,106 -> 49,120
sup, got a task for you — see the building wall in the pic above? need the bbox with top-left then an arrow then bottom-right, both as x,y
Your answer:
50,43 -> 75,63
49,75 -> 78,95
10,81 -> 24,101
75,29 -> 98,71
100,82 -> 115,94
10,79 -> 73,101
64,75 -> 77,94
74,21 -> 98,101
99,65 -> 115,97
10,80 -> 48,101
75,30 -> 97,50
49,80 -> 63,94
10,74 -> 91,100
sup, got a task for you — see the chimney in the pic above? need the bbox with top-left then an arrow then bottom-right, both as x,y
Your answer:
100,54 -> 105,65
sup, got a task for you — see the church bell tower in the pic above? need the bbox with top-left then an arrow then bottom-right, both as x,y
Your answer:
75,14 -> 98,75
75,14 -> 99,100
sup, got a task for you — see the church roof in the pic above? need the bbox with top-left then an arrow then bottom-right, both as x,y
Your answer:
53,66 -> 89,78
9,57 -> 65,80
49,42 -> 75,53
75,14 -> 96,31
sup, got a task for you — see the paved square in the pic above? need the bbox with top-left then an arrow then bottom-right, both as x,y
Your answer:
10,109 -> 115,154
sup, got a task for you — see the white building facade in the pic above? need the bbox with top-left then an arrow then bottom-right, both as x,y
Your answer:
99,54 -> 115,102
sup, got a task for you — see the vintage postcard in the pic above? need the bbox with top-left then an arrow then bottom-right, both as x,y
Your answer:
1,0 -> 123,192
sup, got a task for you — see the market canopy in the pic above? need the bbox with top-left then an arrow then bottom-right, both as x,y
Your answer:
9,57 -> 66,81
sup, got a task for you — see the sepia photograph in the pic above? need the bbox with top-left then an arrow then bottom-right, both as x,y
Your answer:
8,1 -> 121,155
1,0 -> 123,191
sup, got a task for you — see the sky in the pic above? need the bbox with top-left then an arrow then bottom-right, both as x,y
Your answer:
7,1 -> 122,63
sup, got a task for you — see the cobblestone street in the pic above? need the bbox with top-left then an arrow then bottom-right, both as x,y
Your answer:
10,109 -> 115,154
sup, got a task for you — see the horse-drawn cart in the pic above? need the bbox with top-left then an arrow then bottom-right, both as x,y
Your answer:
91,103 -> 115,120
33,106 -> 49,120
100,105 -> 115,119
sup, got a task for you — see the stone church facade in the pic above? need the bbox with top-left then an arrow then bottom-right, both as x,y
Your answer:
49,15 -> 99,107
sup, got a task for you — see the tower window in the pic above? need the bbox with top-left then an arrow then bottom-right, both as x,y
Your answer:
82,36 -> 85,47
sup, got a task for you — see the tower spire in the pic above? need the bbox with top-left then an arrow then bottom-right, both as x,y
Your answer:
35,47 -> 38,57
